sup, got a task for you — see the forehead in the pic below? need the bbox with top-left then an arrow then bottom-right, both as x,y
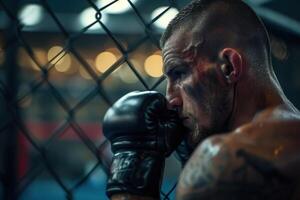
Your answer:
163,24 -> 205,55
162,28 -> 204,70
163,16 -> 206,50
162,32 -> 188,73
163,29 -> 189,55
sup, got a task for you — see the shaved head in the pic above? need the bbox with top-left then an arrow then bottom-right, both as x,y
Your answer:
161,0 -> 272,76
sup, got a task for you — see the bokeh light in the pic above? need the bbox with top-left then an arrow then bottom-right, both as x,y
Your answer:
47,46 -> 71,72
19,4 -> 43,26
151,6 -> 178,29
95,51 -> 117,73
144,54 -> 163,77
79,7 -> 108,30
96,0 -> 138,14
55,54 -> 71,72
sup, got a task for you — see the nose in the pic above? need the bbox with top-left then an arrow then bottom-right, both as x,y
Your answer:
166,82 -> 182,108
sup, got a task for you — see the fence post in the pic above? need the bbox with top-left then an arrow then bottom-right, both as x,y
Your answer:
1,0 -> 20,199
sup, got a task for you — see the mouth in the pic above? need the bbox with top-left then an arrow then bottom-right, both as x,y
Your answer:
181,116 -> 192,128
181,116 -> 189,122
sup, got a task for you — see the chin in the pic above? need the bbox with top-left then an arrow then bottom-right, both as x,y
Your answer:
186,123 -> 212,149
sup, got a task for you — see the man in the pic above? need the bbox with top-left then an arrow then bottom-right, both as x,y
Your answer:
103,0 -> 300,199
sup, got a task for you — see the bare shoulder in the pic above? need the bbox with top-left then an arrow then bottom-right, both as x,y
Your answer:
176,119 -> 300,200
177,135 -> 233,199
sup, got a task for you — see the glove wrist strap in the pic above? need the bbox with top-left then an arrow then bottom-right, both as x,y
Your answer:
106,151 -> 164,198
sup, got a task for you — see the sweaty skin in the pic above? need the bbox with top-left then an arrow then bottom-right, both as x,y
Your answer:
109,1 -> 300,200
110,32 -> 300,200
163,25 -> 300,200
177,118 -> 300,200
163,29 -> 234,148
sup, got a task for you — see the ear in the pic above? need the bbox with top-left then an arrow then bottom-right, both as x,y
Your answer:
218,48 -> 243,84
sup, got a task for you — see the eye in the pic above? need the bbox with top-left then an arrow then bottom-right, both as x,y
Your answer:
169,67 -> 189,81
173,69 -> 184,79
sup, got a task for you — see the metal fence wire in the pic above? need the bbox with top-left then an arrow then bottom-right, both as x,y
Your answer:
0,0 -> 182,200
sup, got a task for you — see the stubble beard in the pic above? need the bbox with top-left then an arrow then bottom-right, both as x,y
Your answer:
186,96 -> 231,149
186,118 -> 213,148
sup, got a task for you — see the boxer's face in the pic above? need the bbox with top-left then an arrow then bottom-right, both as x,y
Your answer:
163,31 -> 233,148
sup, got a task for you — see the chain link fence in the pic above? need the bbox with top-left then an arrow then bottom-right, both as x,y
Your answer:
1,0 -> 300,200
0,0 -> 184,199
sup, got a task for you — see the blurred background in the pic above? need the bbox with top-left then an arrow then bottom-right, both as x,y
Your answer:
0,0 -> 299,199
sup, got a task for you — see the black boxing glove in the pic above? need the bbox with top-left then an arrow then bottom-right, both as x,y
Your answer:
103,91 -> 186,198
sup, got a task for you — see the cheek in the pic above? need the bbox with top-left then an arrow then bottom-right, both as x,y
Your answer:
180,68 -> 224,113
182,81 -> 203,104
180,76 -> 206,116
181,72 -> 205,107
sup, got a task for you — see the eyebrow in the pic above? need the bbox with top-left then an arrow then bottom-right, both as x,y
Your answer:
163,64 -> 177,76
163,61 -> 180,75
164,61 -> 189,76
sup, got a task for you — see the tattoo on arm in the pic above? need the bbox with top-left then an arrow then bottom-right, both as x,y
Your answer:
231,149 -> 294,199
177,139 -> 295,200
177,138 -> 230,199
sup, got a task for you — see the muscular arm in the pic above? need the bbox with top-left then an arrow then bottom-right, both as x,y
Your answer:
176,136 -> 294,200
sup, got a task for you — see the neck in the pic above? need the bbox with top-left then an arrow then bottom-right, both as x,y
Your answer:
227,72 -> 287,130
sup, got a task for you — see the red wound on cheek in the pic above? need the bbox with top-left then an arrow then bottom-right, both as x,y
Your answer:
182,45 -> 199,64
